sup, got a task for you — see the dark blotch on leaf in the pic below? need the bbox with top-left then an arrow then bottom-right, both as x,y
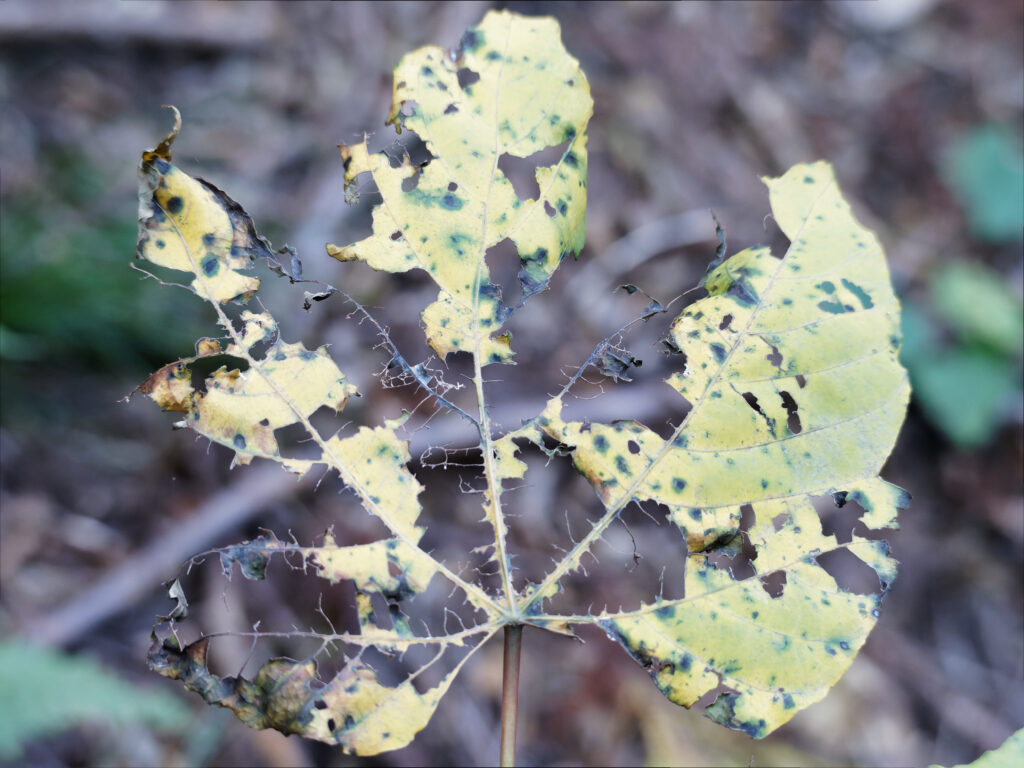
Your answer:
710,343 -> 727,363
460,28 -> 483,51
457,68 -> 481,89
727,277 -> 758,306
166,196 -> 184,214
593,434 -> 609,453
233,434 -> 246,450
841,278 -> 874,309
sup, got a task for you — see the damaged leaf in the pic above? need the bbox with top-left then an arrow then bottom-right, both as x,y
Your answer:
132,9 -> 910,762
533,161 -> 910,737
327,10 -> 591,363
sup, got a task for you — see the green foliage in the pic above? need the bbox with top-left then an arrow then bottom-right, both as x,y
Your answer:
0,149 -> 202,374
131,9 -> 910,759
942,124 -> 1024,243
930,261 -> 1024,357
0,640 -> 190,760
901,260 -> 1023,448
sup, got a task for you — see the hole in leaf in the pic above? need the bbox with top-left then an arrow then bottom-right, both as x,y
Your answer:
498,155 -> 541,202
387,129 -> 431,168
544,200 -> 557,217
818,493 -> 866,545
708,508 -> 756,579
444,103 -> 459,115
719,314 -> 733,330
190,354 -> 249,396
390,230 -> 403,241
760,570 -> 787,598
456,68 -> 480,89
765,343 -> 783,368
447,182 -> 458,192
779,390 -> 801,434
484,238 -> 519,306
816,547 -> 882,594
497,139 -> 570,202
741,392 -> 763,415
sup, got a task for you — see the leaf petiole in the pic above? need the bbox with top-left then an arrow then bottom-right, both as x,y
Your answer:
500,623 -> 524,767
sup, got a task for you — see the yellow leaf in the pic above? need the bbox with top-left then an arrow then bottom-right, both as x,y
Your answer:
327,9 -> 591,363
532,161 -> 910,738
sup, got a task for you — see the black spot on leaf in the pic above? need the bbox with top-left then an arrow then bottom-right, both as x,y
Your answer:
841,278 -> 874,309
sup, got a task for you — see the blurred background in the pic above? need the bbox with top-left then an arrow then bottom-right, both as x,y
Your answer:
1,1 -> 1021,766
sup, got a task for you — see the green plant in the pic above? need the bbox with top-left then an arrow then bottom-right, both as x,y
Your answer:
901,259 -> 1023,449
0,640 -> 190,761
132,10 -> 910,765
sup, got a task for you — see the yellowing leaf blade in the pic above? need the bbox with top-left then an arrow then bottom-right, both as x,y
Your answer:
531,161 -> 910,738
327,9 -> 592,362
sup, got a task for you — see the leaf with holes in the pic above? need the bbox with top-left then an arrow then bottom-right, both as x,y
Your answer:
132,8 -> 909,763
326,10 -> 590,363
537,161 -> 910,737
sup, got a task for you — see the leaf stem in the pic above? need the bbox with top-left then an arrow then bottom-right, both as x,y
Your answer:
500,623 -> 523,768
